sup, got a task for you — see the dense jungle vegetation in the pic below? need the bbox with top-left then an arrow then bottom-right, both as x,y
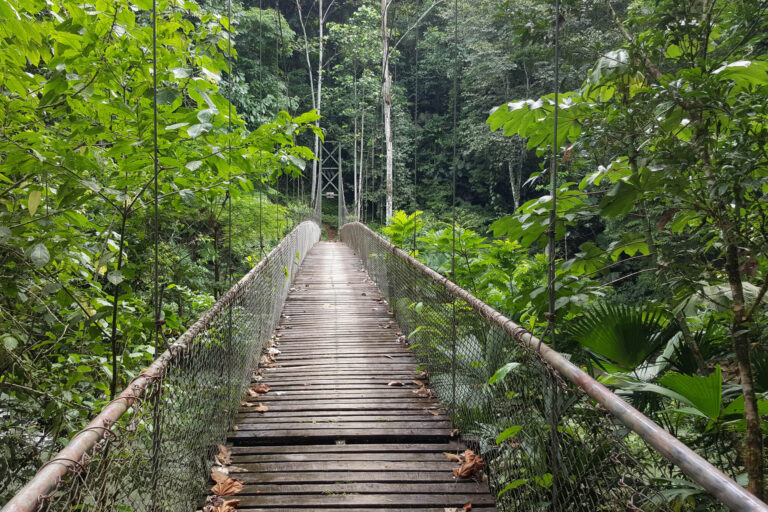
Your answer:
1,0 -> 768,508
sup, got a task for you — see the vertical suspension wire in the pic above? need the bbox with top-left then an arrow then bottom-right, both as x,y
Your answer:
274,0 -> 281,240
545,1 -> 563,506
149,0 -> 163,508
152,0 -> 160,353
546,0 -> 561,349
450,0 -> 459,417
258,0 -> 265,255
227,0 -> 233,289
226,0 -> 234,411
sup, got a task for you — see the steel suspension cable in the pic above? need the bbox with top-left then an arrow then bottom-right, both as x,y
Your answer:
546,0 -> 561,349
275,0 -> 282,240
149,0 -> 163,507
258,0 -> 265,255
227,0 -> 233,289
450,0 -> 459,416
152,0 -> 160,354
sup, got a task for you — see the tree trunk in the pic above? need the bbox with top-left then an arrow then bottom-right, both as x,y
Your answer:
358,111 -> 365,218
381,0 -> 393,223
725,237 -> 765,500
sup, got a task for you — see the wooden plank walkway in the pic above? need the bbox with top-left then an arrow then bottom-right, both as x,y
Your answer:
224,241 -> 497,511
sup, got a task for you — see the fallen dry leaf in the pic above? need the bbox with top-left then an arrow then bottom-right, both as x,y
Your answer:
388,381 -> 404,387
452,450 -> 485,480
427,410 -> 440,416
254,402 -> 269,413
246,388 -> 260,398
443,452 -> 462,463
450,429 -> 460,438
464,502 -> 472,511
215,445 -> 231,466
412,380 -> 425,387
211,477 -> 243,496
211,468 -> 229,483
215,499 -> 240,512
252,384 -> 271,394
382,354 -> 393,359
228,465 -> 248,473
203,495 -> 224,512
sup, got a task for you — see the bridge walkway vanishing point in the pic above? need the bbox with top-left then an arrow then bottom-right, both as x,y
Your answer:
222,241 -> 498,511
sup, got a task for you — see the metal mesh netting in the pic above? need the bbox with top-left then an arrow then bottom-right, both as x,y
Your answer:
339,221 -> 743,512
9,221 -> 319,512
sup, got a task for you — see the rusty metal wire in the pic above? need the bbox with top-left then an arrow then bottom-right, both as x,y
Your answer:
4,221 -> 320,512
340,221 -> 765,512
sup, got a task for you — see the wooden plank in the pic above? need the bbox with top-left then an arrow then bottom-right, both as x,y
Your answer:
228,442 -> 463,454
230,460 -> 457,472
233,470 -> 466,484
230,452 -> 456,462
235,482 -> 489,495
235,494 -> 497,507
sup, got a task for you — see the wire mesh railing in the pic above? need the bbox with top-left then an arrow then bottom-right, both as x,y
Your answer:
339,221 -> 767,512
3,221 -> 320,512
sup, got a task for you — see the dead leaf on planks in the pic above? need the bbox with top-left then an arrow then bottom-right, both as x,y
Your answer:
214,445 -> 231,466
452,450 -> 486,479
426,410 -> 440,416
388,381 -> 404,387
242,402 -> 269,412
217,499 -> 240,512
211,469 -> 229,484
382,354 -> 394,359
211,477 -> 243,496
464,503 -> 473,511
251,384 -> 271,394
443,452 -> 462,463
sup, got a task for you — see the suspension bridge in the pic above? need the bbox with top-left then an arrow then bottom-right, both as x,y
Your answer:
2,0 -> 767,510
3,187 -> 767,510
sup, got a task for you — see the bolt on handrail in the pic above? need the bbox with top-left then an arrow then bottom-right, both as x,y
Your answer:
340,221 -> 767,512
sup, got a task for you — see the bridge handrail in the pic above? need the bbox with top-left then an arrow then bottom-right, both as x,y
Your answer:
340,221 -> 767,512
3,220 -> 321,512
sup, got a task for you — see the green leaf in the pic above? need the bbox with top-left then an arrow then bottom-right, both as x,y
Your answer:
568,305 -> 675,370
107,270 -> 124,286
599,180 -> 639,218
658,366 -> 722,420
28,190 -> 42,216
186,160 -> 203,171
3,336 -> 18,351
496,426 -> 522,444
498,479 -> 528,497
187,123 -> 212,138
156,88 -> 180,105
489,362 -> 520,384
76,365 -> 92,373
29,243 -> 50,268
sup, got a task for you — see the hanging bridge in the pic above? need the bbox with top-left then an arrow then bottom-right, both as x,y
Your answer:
2,0 -> 767,510
3,205 -> 767,511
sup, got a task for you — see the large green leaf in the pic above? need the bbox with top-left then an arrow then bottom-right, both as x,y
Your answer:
568,304 -> 677,370
658,366 -> 722,420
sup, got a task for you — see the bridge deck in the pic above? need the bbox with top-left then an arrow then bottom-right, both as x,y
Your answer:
224,241 -> 497,511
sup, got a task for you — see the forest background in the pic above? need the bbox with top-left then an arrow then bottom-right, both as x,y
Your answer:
1,0 -> 768,507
